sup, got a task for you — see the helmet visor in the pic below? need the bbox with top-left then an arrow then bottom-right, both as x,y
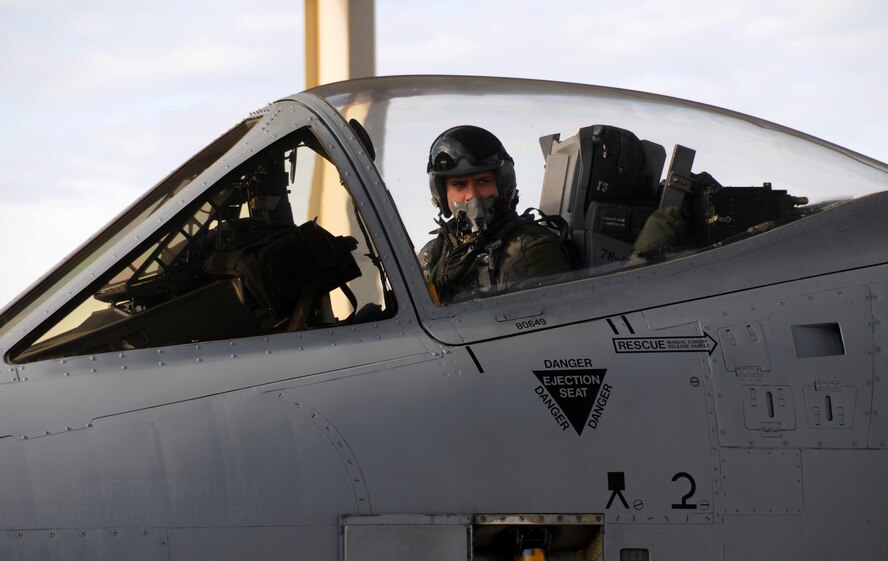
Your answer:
427,136 -> 502,175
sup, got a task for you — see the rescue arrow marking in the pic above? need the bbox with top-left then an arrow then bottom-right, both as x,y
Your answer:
612,333 -> 718,356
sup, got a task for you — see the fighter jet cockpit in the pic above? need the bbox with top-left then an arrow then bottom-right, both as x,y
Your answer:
316,77 -> 885,306
4,77 -> 885,361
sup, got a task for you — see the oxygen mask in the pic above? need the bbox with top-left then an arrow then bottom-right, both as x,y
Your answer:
452,196 -> 498,235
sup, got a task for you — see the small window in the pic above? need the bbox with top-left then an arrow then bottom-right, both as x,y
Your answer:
791,323 -> 844,358
12,128 -> 394,363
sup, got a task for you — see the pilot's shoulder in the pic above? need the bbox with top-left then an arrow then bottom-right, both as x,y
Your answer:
506,220 -> 564,248
418,235 -> 445,271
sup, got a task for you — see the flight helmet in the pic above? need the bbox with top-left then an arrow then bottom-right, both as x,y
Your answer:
427,125 -> 517,218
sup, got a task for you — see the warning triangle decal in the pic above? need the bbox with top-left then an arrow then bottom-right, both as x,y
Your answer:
533,369 -> 607,436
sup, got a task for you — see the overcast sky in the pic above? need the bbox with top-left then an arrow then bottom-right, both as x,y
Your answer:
0,0 -> 885,307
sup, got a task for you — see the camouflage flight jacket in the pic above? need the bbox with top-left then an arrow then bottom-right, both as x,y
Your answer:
419,211 -> 571,303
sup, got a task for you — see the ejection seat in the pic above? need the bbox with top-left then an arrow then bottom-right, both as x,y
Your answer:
538,125 -> 667,269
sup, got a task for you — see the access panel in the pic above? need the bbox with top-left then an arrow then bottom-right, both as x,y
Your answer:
342,514 -> 603,561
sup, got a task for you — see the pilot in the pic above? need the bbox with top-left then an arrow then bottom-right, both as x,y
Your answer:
419,125 -> 570,303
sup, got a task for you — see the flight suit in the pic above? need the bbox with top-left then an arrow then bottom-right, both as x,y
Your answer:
419,211 -> 571,303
